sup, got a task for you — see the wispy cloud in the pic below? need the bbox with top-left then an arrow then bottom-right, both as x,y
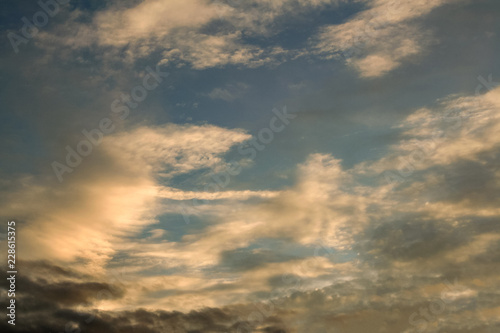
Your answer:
312,0 -> 460,77
205,82 -> 250,102
34,0 -> 343,70
0,123 -> 250,274
1,1 -> 499,332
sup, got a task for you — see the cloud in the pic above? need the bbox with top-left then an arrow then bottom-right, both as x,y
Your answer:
115,86 -> 500,311
34,0 -> 344,70
361,87 -> 500,211
156,32 -> 277,69
205,82 -> 250,102
312,0 -> 461,77
93,0 -> 221,47
0,123 -> 250,275
17,276 -> 124,307
105,124 -> 251,176
2,261 -> 499,333
157,187 -> 279,200
353,53 -> 400,78
32,0 -> 463,75
219,247 -> 299,272
87,153 -> 369,310
1,70 -> 499,332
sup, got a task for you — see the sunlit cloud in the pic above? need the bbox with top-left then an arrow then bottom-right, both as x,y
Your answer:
1,0 -> 499,332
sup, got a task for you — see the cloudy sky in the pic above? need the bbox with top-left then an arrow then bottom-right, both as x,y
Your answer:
1,0 -> 499,332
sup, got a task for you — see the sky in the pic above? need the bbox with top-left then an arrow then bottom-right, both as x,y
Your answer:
0,0 -> 499,332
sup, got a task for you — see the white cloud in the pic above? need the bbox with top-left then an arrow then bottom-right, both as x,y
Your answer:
157,187 -> 279,200
312,0 -> 460,77
93,0 -> 221,47
364,86 -> 500,174
106,124 -> 251,176
35,0 -> 343,70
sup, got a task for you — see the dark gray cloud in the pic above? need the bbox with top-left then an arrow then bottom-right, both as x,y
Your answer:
362,215 -> 468,261
1,271 -> 499,333
17,276 -> 124,307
